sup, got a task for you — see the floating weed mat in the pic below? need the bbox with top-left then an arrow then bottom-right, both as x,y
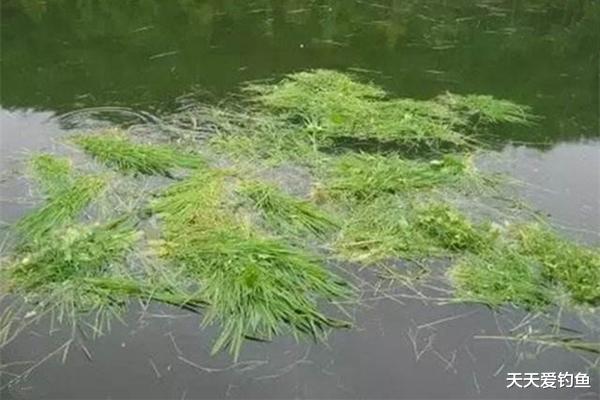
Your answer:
28,154 -> 74,195
1,69 -> 597,363
152,170 -> 351,358
238,180 -> 339,237
449,223 -> 600,309
322,152 -> 493,200
167,230 -> 350,358
2,219 -> 140,337
334,198 -> 497,263
71,130 -> 204,176
226,69 -> 534,157
16,171 -> 106,240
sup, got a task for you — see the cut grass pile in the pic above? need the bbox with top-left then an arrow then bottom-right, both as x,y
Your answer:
323,152 -> 490,199
208,70 -> 533,165
3,219 -> 140,333
239,180 -> 339,237
335,198 -> 496,263
151,170 -> 350,358
72,130 -> 204,176
450,251 -> 552,309
449,224 -> 600,309
1,70 -> 596,360
16,175 -> 106,240
29,154 -> 73,195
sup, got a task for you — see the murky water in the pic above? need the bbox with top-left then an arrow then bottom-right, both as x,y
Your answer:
1,1 -> 599,398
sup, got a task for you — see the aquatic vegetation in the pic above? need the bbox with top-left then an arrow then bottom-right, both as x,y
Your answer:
335,198 -> 495,263
449,223 -> 600,310
515,224 -> 600,305
438,93 -> 533,125
335,196 -> 434,263
72,131 -> 204,176
3,219 -> 140,333
28,154 -> 73,195
152,170 -> 350,358
450,251 -> 552,309
169,229 -> 350,358
16,175 -> 106,240
235,70 -> 533,154
324,152 -> 486,199
1,69 -> 595,364
239,180 -> 339,237
414,203 -> 496,253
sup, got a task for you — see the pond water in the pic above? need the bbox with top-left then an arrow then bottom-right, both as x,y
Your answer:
0,1 -> 599,399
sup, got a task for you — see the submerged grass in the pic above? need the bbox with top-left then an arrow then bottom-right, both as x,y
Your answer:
239,180 -> 339,237
72,130 -> 204,176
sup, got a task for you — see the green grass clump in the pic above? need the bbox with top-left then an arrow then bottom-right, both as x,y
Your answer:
438,93 -> 533,125
449,251 -> 552,309
239,180 -> 339,237
448,223 -> 600,310
515,224 -> 600,305
28,154 -> 73,195
16,175 -> 106,240
414,203 -> 495,253
152,171 -> 350,358
3,219 -> 141,331
335,198 -> 495,263
72,131 -> 204,176
335,196 -> 434,263
151,169 -> 229,232
239,70 -> 532,152
325,152 -> 485,199
171,230 -> 350,358
246,69 -> 384,133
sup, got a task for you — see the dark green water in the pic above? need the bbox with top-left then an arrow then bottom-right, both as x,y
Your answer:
1,1 -> 599,399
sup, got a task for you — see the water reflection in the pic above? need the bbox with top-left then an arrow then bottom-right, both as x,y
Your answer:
1,0 -> 598,143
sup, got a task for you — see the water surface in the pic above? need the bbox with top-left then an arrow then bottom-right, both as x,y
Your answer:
1,1 -> 599,398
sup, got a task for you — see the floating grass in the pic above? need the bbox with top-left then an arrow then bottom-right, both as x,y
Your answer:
240,70 -> 532,152
72,130 -> 204,176
239,180 -> 339,237
2,219 -> 141,336
515,224 -> 600,306
335,198 -> 496,263
449,223 -> 600,310
171,229 -> 350,359
449,251 -> 553,309
324,152 -> 488,200
152,171 -> 350,358
16,175 -> 106,240
438,93 -> 534,125
28,154 -> 73,195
